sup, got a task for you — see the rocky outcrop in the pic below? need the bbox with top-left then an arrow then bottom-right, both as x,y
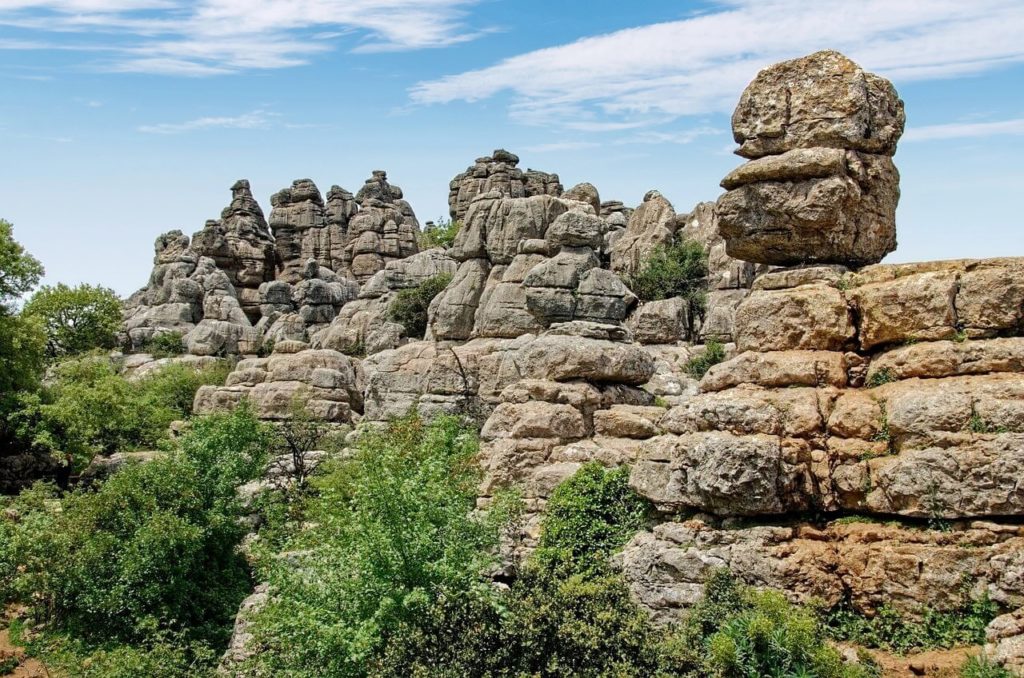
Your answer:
429,188 -> 638,341
616,519 -> 1024,624
717,51 -> 904,267
193,341 -> 363,423
448,149 -> 563,222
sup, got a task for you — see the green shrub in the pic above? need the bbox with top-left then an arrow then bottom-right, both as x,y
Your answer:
418,218 -> 461,250
388,273 -> 452,338
679,570 -> 877,678
11,356 -> 230,471
22,283 -> 122,360
1,407 -> 269,644
960,655 -> 1015,678
246,414 -> 510,675
628,238 -> 708,304
144,331 -> 185,358
0,407 -> 270,676
825,592 -> 998,654
685,339 -> 726,378
538,462 -> 650,571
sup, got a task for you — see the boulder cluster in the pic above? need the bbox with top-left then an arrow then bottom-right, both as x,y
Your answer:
123,50 -> 1024,672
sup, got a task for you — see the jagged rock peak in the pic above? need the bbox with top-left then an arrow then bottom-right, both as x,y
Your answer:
355,170 -> 403,205
448,149 -> 563,222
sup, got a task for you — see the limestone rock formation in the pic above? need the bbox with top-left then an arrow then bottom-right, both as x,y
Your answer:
448,149 -> 563,222
717,51 -> 904,266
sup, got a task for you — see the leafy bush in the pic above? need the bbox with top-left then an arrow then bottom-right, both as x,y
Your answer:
22,282 -> 122,359
628,238 -> 708,303
825,593 -> 998,654
387,273 -> 452,338
246,414 -> 509,675
538,462 -> 650,570
144,330 -> 186,358
1,406 -> 269,641
960,655 -> 1015,678
685,339 -> 726,378
1,407 -> 270,674
0,218 -> 44,305
417,218 -> 461,250
11,356 -> 230,471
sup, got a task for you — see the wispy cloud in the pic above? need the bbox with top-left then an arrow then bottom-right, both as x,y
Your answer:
523,141 -> 600,153
0,0 -> 485,75
903,118 -> 1024,142
411,0 -> 1024,130
137,109 -> 275,134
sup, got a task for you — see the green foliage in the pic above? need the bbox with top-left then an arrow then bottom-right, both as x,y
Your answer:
0,407 -> 270,675
537,462 -> 650,570
960,655 -> 1016,678
247,414 -> 508,675
685,339 -> 726,378
967,411 -> 1008,434
18,631 -> 218,678
0,218 -> 47,428
22,282 -> 122,359
627,237 -> 708,303
867,367 -> 897,388
0,312 -> 46,412
418,218 -> 461,250
825,593 -> 999,654
675,570 -> 877,678
387,273 -> 452,338
12,356 -> 230,471
144,330 -> 186,358
0,219 -> 44,306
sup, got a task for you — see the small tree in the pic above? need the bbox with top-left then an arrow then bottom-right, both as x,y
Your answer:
0,219 -> 44,308
418,218 -> 461,250
628,237 -> 709,305
270,397 -> 331,493
23,282 -> 122,359
388,273 -> 453,339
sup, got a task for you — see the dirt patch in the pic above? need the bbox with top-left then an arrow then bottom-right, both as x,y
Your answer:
840,642 -> 978,677
0,622 -> 46,678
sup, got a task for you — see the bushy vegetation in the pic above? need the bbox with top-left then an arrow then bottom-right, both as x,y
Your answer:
244,452 -> 879,677
628,237 -> 709,304
11,356 -> 232,473
387,272 -> 452,338
960,655 -> 1016,678
245,414 -> 509,675
144,330 -> 186,358
418,218 -> 461,250
825,593 -> 999,654
685,338 -> 726,378
22,282 -> 122,360
1,406 -> 272,676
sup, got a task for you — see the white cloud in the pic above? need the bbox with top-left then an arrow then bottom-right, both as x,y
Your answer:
0,0 -> 484,74
137,109 -> 274,134
523,141 -> 600,153
411,0 -> 1024,129
903,118 -> 1024,142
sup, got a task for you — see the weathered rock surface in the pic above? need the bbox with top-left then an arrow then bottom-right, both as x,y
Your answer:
617,519 -> 1024,622
448,149 -> 563,222
718,51 -> 904,267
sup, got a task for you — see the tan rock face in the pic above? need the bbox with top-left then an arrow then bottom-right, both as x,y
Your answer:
731,50 -> 904,159
717,50 -> 904,267
616,520 -> 1024,623
734,284 -> 854,352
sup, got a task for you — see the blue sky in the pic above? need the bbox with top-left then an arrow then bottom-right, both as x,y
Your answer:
1,0 -> 1022,296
